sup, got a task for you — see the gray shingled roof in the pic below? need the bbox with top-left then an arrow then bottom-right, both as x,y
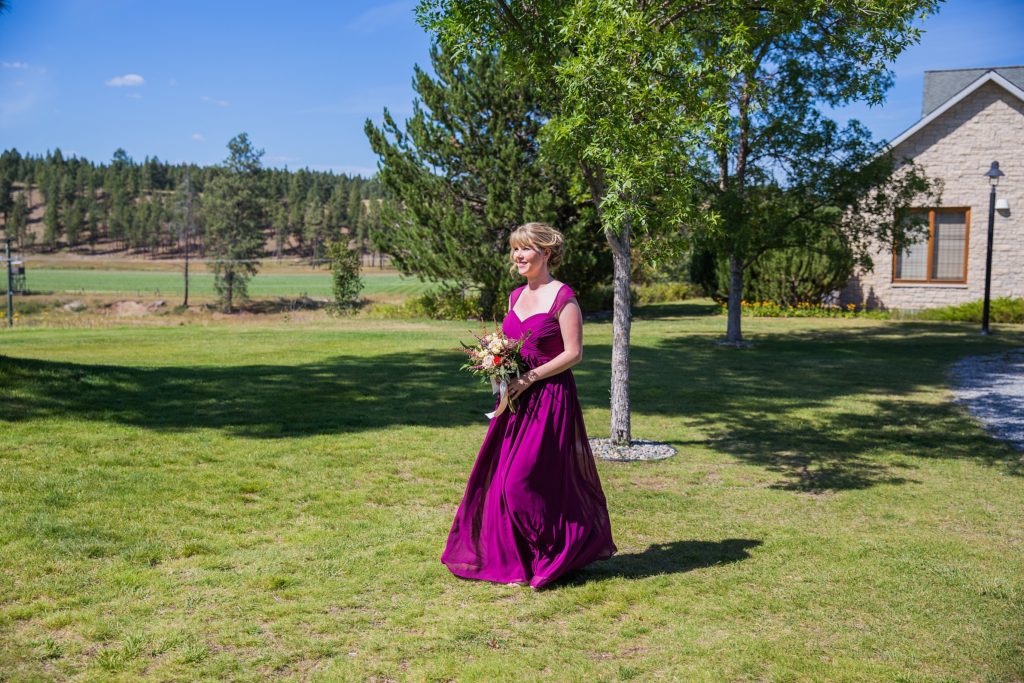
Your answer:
923,66 -> 1024,116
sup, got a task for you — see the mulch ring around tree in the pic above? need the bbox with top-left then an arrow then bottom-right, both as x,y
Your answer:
590,438 -> 677,462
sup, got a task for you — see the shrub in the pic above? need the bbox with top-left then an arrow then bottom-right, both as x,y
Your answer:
366,281 -> 695,321
326,241 -> 363,313
634,282 -> 696,304
912,297 -> 1024,324
411,286 -> 483,320
724,300 -> 892,319
691,234 -> 855,307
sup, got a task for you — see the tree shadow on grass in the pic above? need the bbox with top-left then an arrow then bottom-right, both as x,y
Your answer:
2,321 -> 1022,488
575,322 -> 1024,492
553,538 -> 763,588
0,353 -> 484,438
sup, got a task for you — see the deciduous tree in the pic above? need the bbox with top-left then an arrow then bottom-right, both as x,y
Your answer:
685,0 -> 942,342
417,0 -> 942,441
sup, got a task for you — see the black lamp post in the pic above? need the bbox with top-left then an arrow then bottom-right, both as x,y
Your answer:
981,161 -> 1005,335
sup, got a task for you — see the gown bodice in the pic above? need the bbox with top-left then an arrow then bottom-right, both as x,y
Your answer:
501,283 -> 576,369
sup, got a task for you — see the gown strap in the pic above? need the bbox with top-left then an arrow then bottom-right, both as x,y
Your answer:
549,283 -> 577,317
509,285 -> 527,311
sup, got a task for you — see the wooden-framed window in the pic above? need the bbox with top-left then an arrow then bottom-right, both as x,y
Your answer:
893,208 -> 970,283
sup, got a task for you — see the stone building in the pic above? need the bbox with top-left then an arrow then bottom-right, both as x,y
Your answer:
843,67 -> 1024,311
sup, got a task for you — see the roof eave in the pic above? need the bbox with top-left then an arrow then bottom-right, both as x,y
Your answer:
881,71 -> 1024,155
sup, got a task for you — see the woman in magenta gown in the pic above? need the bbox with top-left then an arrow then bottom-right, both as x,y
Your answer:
441,222 -> 617,590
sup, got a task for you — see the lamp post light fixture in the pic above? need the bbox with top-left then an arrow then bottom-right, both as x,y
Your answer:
981,160 -> 1005,335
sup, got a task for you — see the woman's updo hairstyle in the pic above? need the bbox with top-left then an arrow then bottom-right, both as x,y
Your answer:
509,222 -> 564,273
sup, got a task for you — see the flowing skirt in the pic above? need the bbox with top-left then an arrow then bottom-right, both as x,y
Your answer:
441,370 -> 617,589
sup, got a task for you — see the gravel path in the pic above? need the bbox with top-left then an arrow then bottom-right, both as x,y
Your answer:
949,348 -> 1024,452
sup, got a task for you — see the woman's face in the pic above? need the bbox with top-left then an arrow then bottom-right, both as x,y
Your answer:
512,243 -> 549,278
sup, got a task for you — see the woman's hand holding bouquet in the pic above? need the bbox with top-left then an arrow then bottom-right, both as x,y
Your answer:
460,326 -> 530,419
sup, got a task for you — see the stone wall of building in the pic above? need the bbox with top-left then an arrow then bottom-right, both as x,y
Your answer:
843,81 -> 1024,311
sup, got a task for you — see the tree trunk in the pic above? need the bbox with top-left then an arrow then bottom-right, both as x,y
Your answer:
726,254 -> 743,342
580,160 -> 633,446
183,231 -> 190,308
224,269 -> 234,313
607,222 -> 632,446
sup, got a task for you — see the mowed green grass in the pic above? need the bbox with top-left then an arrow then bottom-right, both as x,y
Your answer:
10,268 -> 429,299
1,308 -> 1023,681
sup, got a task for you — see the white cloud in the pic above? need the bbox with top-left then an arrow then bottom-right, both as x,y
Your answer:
125,92 -> 143,99
2,61 -> 29,69
191,133 -> 205,141
106,73 -> 145,87
201,95 -> 229,107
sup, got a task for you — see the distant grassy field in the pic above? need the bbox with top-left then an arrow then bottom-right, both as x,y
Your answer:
1,310 -> 1023,680
6,268 -> 429,299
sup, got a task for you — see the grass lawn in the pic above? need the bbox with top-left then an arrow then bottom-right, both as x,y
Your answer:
6,268 -> 429,300
1,307 -> 1022,681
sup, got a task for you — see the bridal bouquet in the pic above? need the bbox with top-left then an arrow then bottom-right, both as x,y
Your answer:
459,326 -> 529,419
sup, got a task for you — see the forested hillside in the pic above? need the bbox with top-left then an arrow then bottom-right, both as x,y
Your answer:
0,146 -> 383,260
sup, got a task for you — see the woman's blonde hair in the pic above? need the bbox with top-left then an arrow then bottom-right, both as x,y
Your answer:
509,222 -> 564,273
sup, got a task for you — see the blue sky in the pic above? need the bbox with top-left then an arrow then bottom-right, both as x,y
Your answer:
2,0 -> 1023,177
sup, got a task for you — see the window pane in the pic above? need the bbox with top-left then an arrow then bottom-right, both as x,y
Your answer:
932,211 -> 967,280
895,211 -> 929,280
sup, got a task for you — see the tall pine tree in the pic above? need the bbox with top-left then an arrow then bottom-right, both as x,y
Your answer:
365,45 -> 610,318
203,133 -> 267,312
303,189 -> 326,266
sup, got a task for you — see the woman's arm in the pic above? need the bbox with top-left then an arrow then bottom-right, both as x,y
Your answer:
506,300 -> 583,400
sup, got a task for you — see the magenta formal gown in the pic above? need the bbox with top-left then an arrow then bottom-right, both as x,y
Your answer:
441,283 -> 617,589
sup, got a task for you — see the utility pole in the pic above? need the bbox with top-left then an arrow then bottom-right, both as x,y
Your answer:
178,172 -> 195,308
5,237 -> 13,328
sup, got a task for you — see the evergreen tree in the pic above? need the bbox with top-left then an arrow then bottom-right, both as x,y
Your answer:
85,195 -> 102,252
365,44 -> 611,318
287,171 -> 309,252
8,193 -> 28,245
203,133 -> 266,312
64,198 -> 84,247
146,196 -> 164,255
0,145 -> 378,259
303,190 -> 326,266
108,149 -> 134,248
328,176 -> 349,231
0,173 -> 13,224
345,183 -> 362,252
272,203 -> 288,258
42,186 -> 61,249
